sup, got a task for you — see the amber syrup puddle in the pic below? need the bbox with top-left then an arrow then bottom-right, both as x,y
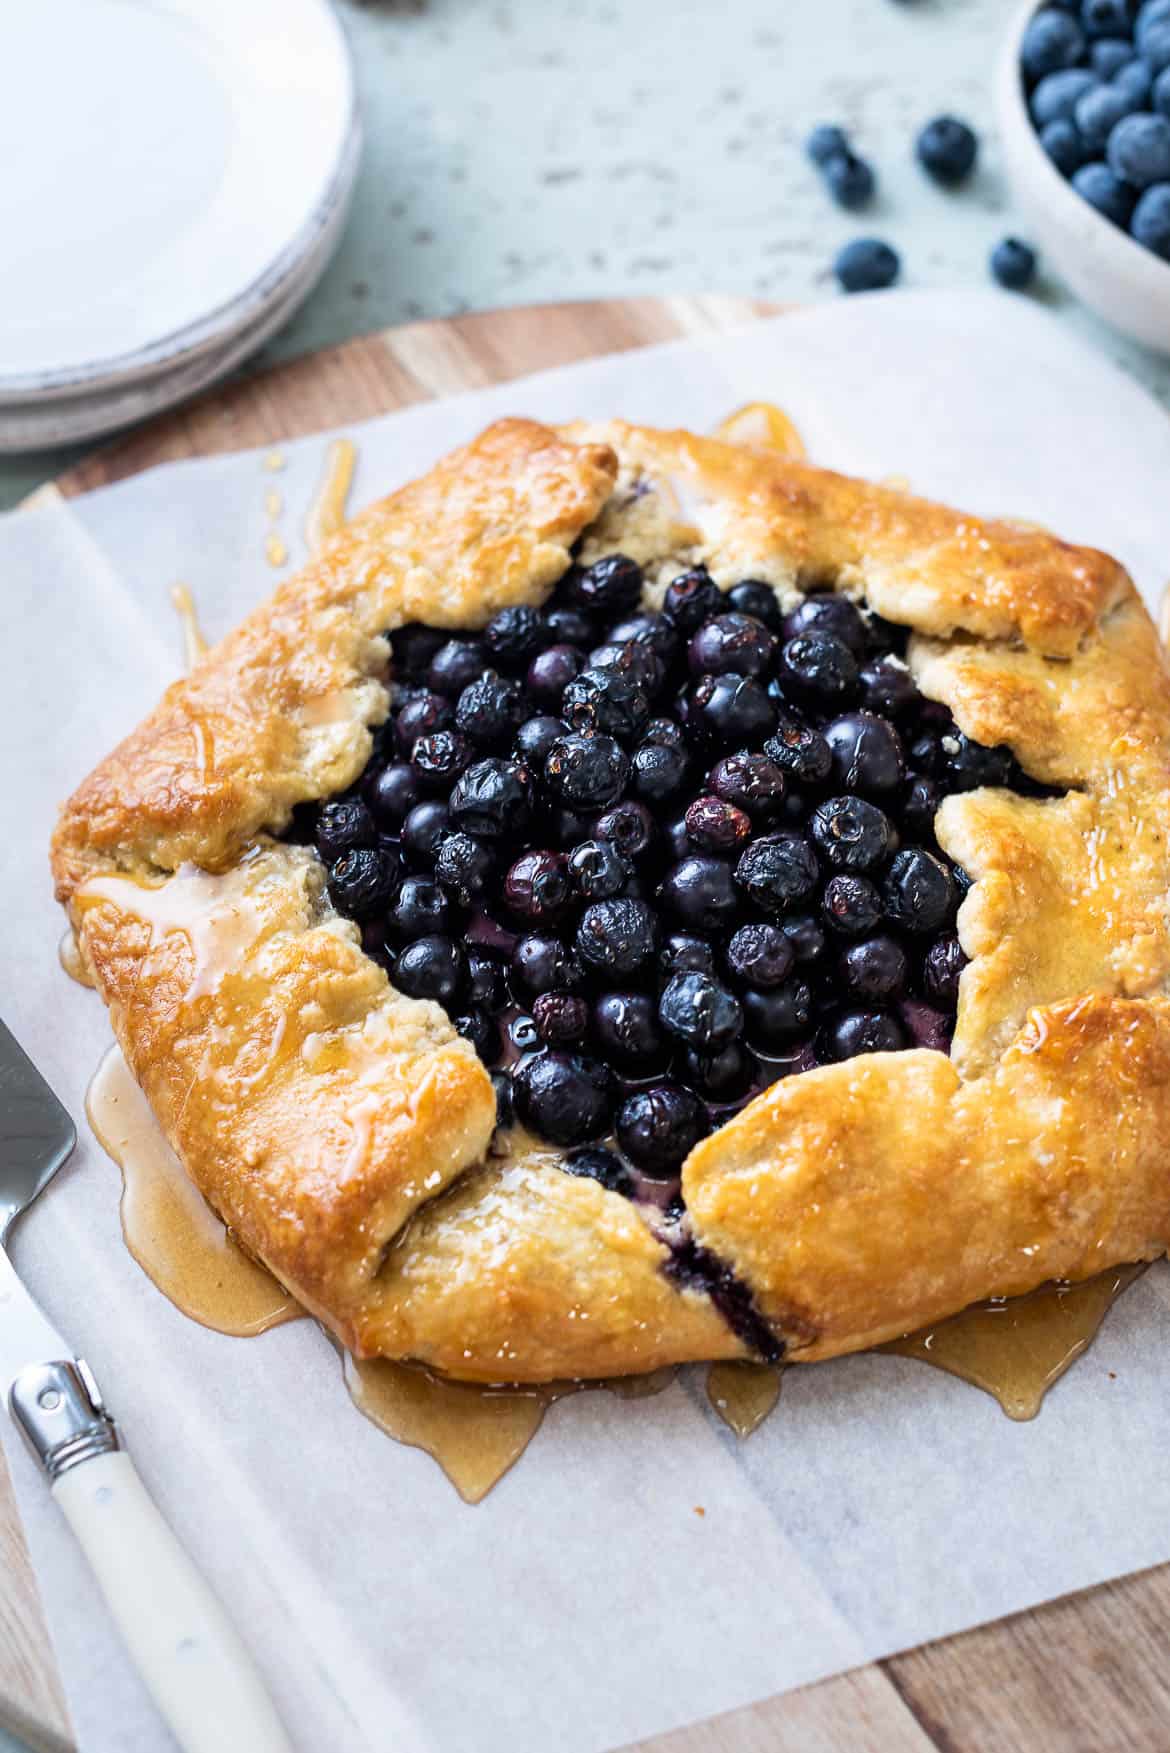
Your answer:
169,583 -> 208,671
706,1362 -> 783,1436
883,1265 -> 1146,1420
305,437 -> 356,553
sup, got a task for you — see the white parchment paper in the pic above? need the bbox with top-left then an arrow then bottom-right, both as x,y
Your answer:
4,291 -> 1170,1753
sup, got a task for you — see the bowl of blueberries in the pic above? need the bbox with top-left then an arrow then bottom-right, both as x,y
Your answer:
997,0 -> 1170,351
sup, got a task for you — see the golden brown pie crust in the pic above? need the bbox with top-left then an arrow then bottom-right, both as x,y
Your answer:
51,417 -> 1170,1381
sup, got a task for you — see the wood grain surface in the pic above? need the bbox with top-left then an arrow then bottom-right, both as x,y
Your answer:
7,293 -> 1166,1753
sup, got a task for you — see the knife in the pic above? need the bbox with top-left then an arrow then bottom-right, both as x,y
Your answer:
0,1017 -> 292,1753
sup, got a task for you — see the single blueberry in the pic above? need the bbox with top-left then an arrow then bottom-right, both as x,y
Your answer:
1137,0 -> 1170,53
393,934 -> 465,1008
1021,9 -> 1086,79
389,623 -> 446,677
316,796 -> 376,862
1141,19 -> 1170,71
726,922 -> 795,990
824,150 -> 877,209
1107,112 -> 1170,184
810,795 -> 898,872
616,1084 -> 706,1176
1090,37 -> 1136,77
562,666 -> 651,742
1075,80 -> 1139,150
883,847 -> 958,933
1040,116 -> 1088,171
512,1051 -> 615,1147
734,832 -> 821,914
455,672 -> 527,747
943,732 -> 1015,792
456,1008 -> 500,1063
683,1042 -> 757,1102
531,991 -> 590,1048
858,653 -> 920,717
806,122 -> 850,164
780,912 -> 827,966
483,605 -> 548,667
727,580 -> 784,630
427,637 -> 488,699
394,689 -> 453,754
660,855 -> 740,933
658,971 -> 744,1053
503,850 -> 572,923
1071,159 -> 1138,222
777,632 -> 860,704
686,671 -> 776,747
688,612 -> 777,679
544,732 -> 630,811
400,799 -> 451,867
575,897 -> 661,977
592,990 -> 670,1072
838,934 -> 909,1003
387,876 -> 449,942
611,611 -> 682,665
511,932 -> 582,998
641,715 -> 687,750
826,1009 -> 908,1061
592,798 -> 656,858
765,715 -> 834,786
567,837 -> 631,900
630,740 -> 692,805
821,872 -> 883,937
901,774 -> 943,844
411,729 -> 474,791
915,115 -> 979,184
990,236 -> 1039,288
544,604 -> 595,647
448,757 -> 531,840
833,237 -> 901,292
708,751 -> 787,819
823,711 -> 905,796
1132,180 -> 1170,253
513,713 -> 567,768
663,566 -> 724,633
1031,68 -> 1096,126
741,979 -> 813,1049
433,831 -> 496,906
526,644 -> 584,707
366,761 -> 420,830
923,932 -> 968,1008
659,934 -> 717,981
781,592 -> 868,655
326,847 -> 401,920
685,794 -> 754,852
568,554 -> 645,614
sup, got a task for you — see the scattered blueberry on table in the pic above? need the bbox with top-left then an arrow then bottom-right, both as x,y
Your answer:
1024,0 -> 1170,260
915,115 -> 979,185
833,238 -> 901,293
990,237 -> 1038,288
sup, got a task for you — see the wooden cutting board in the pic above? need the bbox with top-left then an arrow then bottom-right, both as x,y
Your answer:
9,295 -> 1170,1753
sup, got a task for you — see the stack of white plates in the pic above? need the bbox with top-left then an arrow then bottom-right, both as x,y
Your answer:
0,0 -> 360,451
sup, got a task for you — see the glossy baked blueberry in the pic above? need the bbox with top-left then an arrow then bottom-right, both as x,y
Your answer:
455,1008 -> 500,1063
569,554 -> 644,614
741,979 -> 813,1048
563,1146 -> 635,1198
400,799 -> 452,867
658,971 -> 744,1052
366,761 -> 421,829
780,911 -> 827,966
411,729 -> 473,792
592,991 -> 671,1072
858,655 -> 920,718
434,831 -> 496,906
882,848 -> 958,933
821,872 -> 883,937
532,991 -> 590,1047
642,715 -> 687,750
589,639 -> 665,699
809,795 -> 897,871
455,673 -> 527,747
544,603 -> 595,647
393,934 -> 465,1007
838,934 -> 909,1003
707,751 -> 787,819
466,949 -> 507,1010
727,579 -> 783,630
484,605 -> 548,666
826,1009 -> 908,1060
526,645 -> 584,707
390,623 -> 447,677
513,714 -> 568,767
576,898 -> 660,977
449,758 -> 531,840
764,715 -> 833,787
663,565 -> 723,632
428,637 -> 488,697
685,794 -> 753,852
562,666 -> 651,742
545,732 -> 630,811
491,1069 -> 514,1131
567,837 -> 630,900
923,932 -> 966,1007
616,1084 -> 706,1175
388,876 -> 449,941
776,633 -> 859,706
735,832 -> 820,914
592,799 -> 655,859
630,741 -> 691,804
394,690 -> 453,755
943,732 -> 1016,792
503,850 -> 572,923
512,1051 -> 615,1146
327,847 -> 401,920
688,613 -> 777,678
511,932 -> 583,998
683,1041 -> 757,1101
686,672 -> 776,747
901,775 -> 942,844
726,922 -> 795,989
316,796 -> 376,861
660,855 -> 739,933
610,611 -> 682,665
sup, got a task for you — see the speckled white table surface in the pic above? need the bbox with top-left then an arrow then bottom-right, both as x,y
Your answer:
2,0 -> 1167,511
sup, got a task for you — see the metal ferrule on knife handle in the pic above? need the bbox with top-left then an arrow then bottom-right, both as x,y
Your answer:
9,1359 -> 119,1480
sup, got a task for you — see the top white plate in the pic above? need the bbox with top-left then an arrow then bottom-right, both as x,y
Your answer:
0,0 -> 355,392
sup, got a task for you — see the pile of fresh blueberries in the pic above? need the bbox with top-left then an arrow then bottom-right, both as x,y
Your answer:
295,555 -> 1047,1206
1024,0 -> 1170,258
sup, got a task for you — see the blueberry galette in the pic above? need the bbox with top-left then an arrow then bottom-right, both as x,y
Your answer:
53,419 -> 1170,1381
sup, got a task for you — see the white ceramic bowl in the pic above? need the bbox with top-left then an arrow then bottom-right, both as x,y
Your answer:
996,0 -> 1170,355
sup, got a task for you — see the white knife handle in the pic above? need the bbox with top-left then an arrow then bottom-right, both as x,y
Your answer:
9,1360 -> 291,1753
53,1451 -> 291,1753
